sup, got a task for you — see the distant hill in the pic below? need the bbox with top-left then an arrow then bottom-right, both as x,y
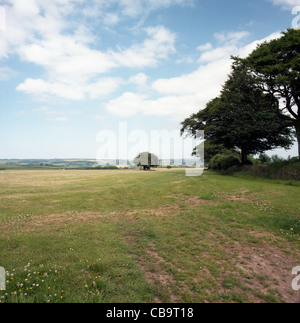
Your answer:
0,158 -> 199,169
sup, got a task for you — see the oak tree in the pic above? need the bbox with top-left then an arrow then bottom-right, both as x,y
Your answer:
243,28 -> 300,159
181,60 -> 293,164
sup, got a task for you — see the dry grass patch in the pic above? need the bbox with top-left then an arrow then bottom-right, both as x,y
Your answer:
138,244 -> 179,303
0,212 -> 105,234
125,205 -> 181,219
210,228 -> 300,303
167,194 -> 221,207
132,241 -> 195,303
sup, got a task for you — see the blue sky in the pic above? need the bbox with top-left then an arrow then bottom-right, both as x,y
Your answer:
0,0 -> 299,160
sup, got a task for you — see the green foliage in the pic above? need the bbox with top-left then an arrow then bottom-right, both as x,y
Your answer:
229,155 -> 300,181
245,29 -> 300,114
194,139 -> 234,166
181,59 -> 294,165
243,28 -> 300,158
210,153 -> 241,170
258,153 -> 272,165
133,152 -> 159,170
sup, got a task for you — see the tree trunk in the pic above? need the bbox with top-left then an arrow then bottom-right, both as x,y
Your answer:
241,149 -> 249,165
297,131 -> 300,161
295,123 -> 300,161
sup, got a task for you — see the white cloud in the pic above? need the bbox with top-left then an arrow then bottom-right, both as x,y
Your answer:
176,56 -> 194,64
87,78 -> 123,100
1,1 -> 179,101
15,24 -> 175,100
103,13 -> 119,26
2,0 -> 190,59
214,31 -> 250,45
197,31 -> 250,64
17,77 -> 123,101
109,26 -> 176,68
17,78 -> 86,101
104,92 -> 147,117
105,31 -> 283,120
129,73 -> 149,90
237,31 -> 282,57
12,0 -> 40,17
197,43 -> 213,51
269,0 -> 300,9
152,59 -> 230,96
1,0 -> 287,121
104,92 -> 200,119
114,0 -> 194,18
18,37 -> 115,82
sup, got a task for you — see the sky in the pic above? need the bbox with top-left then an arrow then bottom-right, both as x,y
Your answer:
0,0 -> 299,160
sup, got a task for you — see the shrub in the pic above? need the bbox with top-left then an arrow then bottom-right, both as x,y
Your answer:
210,153 -> 241,170
276,162 -> 300,181
230,158 -> 300,181
257,153 -> 271,165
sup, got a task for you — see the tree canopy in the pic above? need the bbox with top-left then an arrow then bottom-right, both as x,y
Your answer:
242,28 -> 300,159
181,58 -> 294,164
133,152 -> 159,170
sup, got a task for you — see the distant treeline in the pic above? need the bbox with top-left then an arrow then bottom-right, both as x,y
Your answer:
0,158 -> 199,169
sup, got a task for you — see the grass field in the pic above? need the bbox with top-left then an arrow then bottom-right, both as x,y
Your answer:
0,169 -> 299,303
